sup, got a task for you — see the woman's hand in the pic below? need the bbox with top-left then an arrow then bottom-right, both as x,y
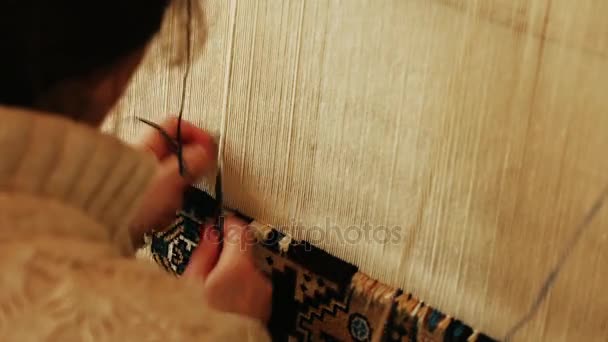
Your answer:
184,216 -> 273,323
129,117 -> 271,322
130,117 -> 217,246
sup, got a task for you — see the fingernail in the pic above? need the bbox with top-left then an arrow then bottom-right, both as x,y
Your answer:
209,229 -> 221,244
200,224 -> 221,243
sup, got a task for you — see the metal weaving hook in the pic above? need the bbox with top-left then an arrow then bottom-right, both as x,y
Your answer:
214,169 -> 224,244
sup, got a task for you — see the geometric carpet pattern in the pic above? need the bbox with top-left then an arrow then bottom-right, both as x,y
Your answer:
140,186 -> 498,342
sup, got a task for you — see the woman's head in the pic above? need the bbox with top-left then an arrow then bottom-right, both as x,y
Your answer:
0,0 -> 171,125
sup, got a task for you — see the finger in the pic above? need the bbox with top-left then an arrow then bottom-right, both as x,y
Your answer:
257,275 -> 273,324
216,217 -> 257,267
129,144 -> 216,239
184,225 -> 221,280
156,143 -> 216,192
140,117 -> 217,160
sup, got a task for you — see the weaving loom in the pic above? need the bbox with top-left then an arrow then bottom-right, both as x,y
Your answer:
103,0 -> 608,341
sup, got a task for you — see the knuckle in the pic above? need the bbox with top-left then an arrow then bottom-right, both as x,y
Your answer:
238,258 -> 256,272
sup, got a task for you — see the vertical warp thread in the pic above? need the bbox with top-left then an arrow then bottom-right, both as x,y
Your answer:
176,0 -> 193,176
217,0 -> 238,180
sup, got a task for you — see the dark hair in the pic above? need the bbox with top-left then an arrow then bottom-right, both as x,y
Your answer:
0,0 -> 171,106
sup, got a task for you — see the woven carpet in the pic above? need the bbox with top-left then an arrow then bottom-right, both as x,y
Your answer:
138,187 -> 497,342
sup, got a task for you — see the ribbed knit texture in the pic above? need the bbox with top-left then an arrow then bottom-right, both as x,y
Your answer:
0,106 -> 157,254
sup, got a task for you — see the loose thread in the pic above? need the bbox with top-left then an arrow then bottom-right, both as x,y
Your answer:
504,184 -> 608,340
176,0 -> 193,177
213,0 -> 238,247
217,0 -> 238,174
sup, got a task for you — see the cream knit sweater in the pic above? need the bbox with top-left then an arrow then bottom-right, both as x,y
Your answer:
0,106 -> 270,341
